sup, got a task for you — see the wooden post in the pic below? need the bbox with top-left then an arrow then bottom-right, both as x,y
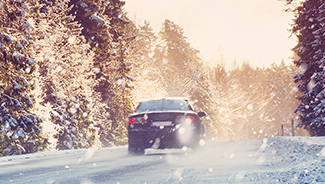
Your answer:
69,129 -> 72,149
292,118 -> 295,136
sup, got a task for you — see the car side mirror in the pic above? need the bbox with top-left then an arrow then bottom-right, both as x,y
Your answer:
197,112 -> 206,118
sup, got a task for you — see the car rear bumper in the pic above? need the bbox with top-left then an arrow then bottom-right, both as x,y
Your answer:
128,127 -> 200,149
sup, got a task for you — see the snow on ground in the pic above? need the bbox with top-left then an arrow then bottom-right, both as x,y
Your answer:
0,146 -> 127,164
1,136 -> 325,183
231,136 -> 325,183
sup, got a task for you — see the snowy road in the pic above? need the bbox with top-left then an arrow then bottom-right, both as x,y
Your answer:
1,137 -> 325,183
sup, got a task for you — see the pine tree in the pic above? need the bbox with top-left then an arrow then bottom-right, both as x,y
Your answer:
153,19 -> 210,101
232,63 -> 257,140
208,64 -> 228,141
0,0 -> 48,156
184,65 -> 216,139
69,0 -> 134,146
153,19 -> 215,139
129,21 -> 167,102
215,64 -> 262,141
289,0 -> 325,136
30,0 -> 97,150
262,62 -> 300,136
209,61 -> 300,140
154,19 -> 201,96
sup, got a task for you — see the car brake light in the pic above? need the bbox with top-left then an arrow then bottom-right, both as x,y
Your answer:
188,116 -> 194,121
140,118 -> 146,123
176,115 -> 195,123
129,117 -> 147,124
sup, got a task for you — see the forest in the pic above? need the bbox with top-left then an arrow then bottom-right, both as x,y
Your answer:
0,0 -> 319,156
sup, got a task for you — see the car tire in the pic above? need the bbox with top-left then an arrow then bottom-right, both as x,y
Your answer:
128,145 -> 145,155
191,138 -> 201,151
191,125 -> 205,151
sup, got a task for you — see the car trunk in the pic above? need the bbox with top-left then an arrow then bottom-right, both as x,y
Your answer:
128,112 -> 200,149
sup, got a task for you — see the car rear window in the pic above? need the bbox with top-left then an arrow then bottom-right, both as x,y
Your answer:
135,99 -> 192,113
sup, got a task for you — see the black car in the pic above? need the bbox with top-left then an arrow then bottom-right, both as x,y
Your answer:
127,97 -> 206,155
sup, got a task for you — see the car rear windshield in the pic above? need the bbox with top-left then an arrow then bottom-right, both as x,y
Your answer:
135,99 -> 192,113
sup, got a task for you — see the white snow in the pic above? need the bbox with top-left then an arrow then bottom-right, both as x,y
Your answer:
237,136 -> 325,183
1,136 -> 325,183
22,20 -> 33,30
80,2 -> 88,8
247,104 -> 253,110
68,37 -> 75,44
13,82 -> 22,89
13,52 -> 23,58
93,67 -> 100,74
90,15 -> 106,26
1,33 -> 16,43
0,146 -> 126,163
26,58 -> 36,65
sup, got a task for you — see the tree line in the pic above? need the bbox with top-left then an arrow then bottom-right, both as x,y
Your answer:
0,0 -> 319,156
282,0 -> 325,136
0,0 -> 135,156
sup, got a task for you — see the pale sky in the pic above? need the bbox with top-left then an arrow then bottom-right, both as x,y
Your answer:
124,0 -> 297,69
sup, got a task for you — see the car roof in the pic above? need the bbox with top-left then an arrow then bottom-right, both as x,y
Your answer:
139,97 -> 188,102
132,97 -> 194,115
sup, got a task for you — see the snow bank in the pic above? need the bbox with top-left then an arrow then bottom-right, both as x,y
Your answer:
2,137 -> 325,183
232,136 -> 325,183
0,146 -> 127,163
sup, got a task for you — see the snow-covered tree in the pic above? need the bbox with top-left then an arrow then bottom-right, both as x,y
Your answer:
154,19 -> 199,96
213,63 -> 261,141
129,21 -> 167,103
153,19 -> 209,101
289,0 -> 325,136
0,0 -> 48,156
262,62 -> 300,136
30,0 -> 97,150
208,61 -> 301,140
69,0 -> 134,146
208,64 -> 228,140
153,19 -> 215,138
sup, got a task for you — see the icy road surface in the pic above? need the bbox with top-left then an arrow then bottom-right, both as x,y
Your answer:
1,136 -> 325,183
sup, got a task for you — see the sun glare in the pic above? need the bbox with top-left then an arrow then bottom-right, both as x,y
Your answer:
125,0 -> 296,69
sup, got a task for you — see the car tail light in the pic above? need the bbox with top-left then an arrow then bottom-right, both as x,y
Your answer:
176,115 -> 195,123
140,117 -> 146,123
176,116 -> 183,122
188,116 -> 194,121
129,116 -> 147,124
130,118 -> 135,124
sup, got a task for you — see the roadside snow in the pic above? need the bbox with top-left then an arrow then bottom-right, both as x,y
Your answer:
230,136 -> 325,183
1,137 -> 325,183
0,146 -> 127,164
